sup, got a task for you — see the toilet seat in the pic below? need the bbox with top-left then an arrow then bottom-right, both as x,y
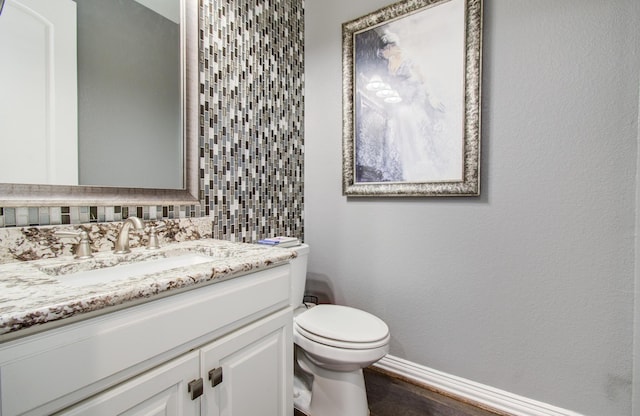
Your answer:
294,305 -> 389,350
294,323 -> 390,350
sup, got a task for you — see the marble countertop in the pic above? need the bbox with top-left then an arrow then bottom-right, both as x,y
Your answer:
0,239 -> 296,341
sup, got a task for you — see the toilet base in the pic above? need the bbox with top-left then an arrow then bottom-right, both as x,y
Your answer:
293,360 -> 313,414
297,349 -> 370,416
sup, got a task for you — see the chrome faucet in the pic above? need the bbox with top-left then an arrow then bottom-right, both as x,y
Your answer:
113,216 -> 144,254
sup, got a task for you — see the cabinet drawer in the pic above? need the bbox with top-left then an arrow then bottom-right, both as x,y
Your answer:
0,265 -> 290,416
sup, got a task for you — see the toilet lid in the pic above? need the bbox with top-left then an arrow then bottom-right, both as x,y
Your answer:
294,305 -> 389,345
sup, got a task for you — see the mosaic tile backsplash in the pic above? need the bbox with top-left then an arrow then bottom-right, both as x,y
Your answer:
0,0 -> 305,245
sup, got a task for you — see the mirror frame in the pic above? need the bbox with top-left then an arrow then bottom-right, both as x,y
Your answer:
0,1 -> 199,207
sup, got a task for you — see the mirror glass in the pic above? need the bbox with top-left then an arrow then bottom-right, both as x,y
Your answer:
0,0 -> 198,206
75,0 -> 182,189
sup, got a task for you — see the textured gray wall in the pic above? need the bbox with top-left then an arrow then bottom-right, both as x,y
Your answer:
632,53 -> 640,416
76,0 -> 181,189
305,1 -> 640,415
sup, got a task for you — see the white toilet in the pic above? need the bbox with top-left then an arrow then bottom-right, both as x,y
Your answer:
289,244 -> 390,416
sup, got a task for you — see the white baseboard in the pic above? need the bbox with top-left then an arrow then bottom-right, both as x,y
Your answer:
373,355 -> 584,416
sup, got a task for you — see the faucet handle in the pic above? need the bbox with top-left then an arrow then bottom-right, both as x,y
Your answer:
54,229 -> 93,259
147,224 -> 167,250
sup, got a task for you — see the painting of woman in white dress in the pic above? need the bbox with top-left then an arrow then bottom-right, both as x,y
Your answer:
353,0 -> 466,184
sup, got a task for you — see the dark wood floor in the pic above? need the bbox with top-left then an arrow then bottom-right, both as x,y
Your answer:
294,367 -> 503,416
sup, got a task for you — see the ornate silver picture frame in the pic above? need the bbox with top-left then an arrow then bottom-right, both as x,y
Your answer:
342,0 -> 482,197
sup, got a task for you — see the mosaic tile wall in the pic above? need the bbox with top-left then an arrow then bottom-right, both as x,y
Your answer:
0,0 -> 305,244
201,0 -> 305,242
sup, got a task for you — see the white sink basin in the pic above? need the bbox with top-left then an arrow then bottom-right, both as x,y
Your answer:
56,253 -> 214,287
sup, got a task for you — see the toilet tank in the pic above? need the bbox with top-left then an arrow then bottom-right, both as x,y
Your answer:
289,244 -> 310,307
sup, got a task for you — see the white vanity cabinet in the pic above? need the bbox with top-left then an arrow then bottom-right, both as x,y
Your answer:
200,308 -> 291,416
0,264 -> 293,416
56,351 -> 201,416
57,309 -> 291,416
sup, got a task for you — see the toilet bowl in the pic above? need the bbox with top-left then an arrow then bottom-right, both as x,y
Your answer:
289,244 -> 390,416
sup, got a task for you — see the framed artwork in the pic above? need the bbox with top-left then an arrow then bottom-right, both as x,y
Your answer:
342,0 -> 482,197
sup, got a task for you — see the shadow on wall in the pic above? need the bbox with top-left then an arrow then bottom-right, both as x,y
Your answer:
305,273 -> 336,304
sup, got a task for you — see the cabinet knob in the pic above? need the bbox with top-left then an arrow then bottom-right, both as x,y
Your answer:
209,367 -> 223,387
188,378 -> 204,400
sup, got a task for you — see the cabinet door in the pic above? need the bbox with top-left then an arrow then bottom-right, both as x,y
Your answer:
56,351 -> 201,416
201,309 -> 293,416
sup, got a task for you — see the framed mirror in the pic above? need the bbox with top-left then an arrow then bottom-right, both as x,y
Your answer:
0,0 -> 199,207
